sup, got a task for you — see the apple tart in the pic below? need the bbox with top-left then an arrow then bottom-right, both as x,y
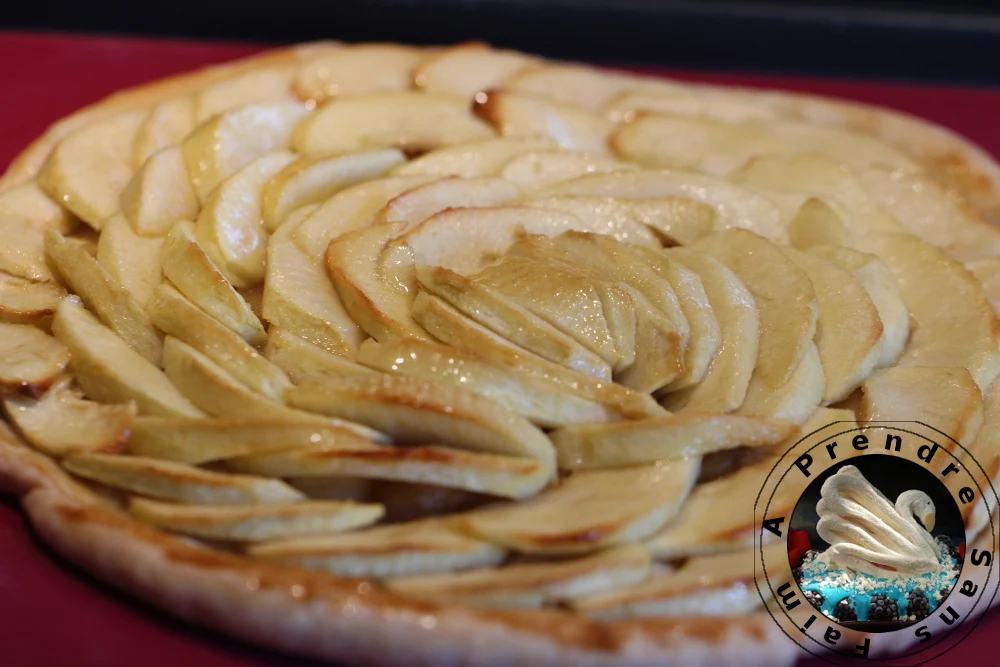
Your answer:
2,40 -> 1000,666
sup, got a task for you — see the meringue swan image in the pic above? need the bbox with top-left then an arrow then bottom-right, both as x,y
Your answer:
815,465 -> 940,577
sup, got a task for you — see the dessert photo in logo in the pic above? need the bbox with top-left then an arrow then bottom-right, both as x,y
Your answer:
788,455 -> 965,632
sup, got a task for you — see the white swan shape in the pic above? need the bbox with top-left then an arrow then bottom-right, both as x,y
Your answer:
815,465 -> 940,577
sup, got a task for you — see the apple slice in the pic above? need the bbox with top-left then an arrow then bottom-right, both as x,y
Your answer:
501,150 -> 636,192
128,415 -> 380,464
260,149 -> 405,232
473,90 -> 613,154
611,113 -> 787,177
967,257 -> 1000,314
264,329 -> 374,384
131,96 -> 195,168
0,273 -> 66,325
160,221 -> 266,345
460,459 -> 699,555
786,197 -> 853,250
4,390 -> 135,456
782,247 -> 882,403
604,89 -> 780,124
0,323 -> 70,396
551,413 -> 796,470
526,197 -> 688,248
193,66 -> 294,123
52,299 -> 203,418
261,212 -> 364,356
417,265 -> 612,380
326,223 -> 430,342
374,176 -> 520,227
250,518 -> 505,577
95,214 -> 163,308
390,137 -> 556,178
181,101 -> 310,203
859,167 -> 1000,262
62,453 -> 304,504
38,110 -> 146,229
195,150 -> 296,288
500,64 -> 663,111
739,341 -> 824,424
660,247 -> 759,413
761,119 -> 919,173
293,175 -> 439,260
287,375 -> 557,469
860,366 -> 984,450
148,285 -> 291,400
861,232 -> 1000,391
807,244 -> 908,369
0,181 -> 76,233
358,338 -> 618,428
227,441 -> 550,500
387,544 -> 651,608
411,292 -> 663,420
130,496 -> 383,542
119,145 -> 199,237
293,44 -> 426,103
45,230 -> 162,364
539,170 -> 786,243
293,92 -> 494,155
412,43 -> 535,98
960,378 -> 1000,538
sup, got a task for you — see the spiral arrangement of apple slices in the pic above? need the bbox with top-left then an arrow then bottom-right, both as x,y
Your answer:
2,40 -> 1000,620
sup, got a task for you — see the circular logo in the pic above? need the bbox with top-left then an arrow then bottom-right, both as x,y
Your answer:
754,421 -> 999,664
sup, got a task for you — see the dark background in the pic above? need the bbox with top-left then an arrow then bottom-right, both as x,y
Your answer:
3,0 -> 1000,84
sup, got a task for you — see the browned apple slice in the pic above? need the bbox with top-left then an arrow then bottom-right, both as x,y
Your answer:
95,214 -> 164,308
416,265 -> 612,380
160,221 -> 266,345
357,338 -> 618,428
287,375 -> 556,469
52,299 -> 203,418
460,459 -> 699,555
860,366 -> 984,450
128,416 -> 380,464
412,43 -> 535,98
119,145 -> 199,237
861,232 -> 1000,391
473,90 -> 613,154
250,518 -> 505,577
4,390 -> 135,457
45,229 -> 162,364
0,273 -> 66,325
37,110 -> 146,228
62,454 -> 305,504
264,329 -> 374,384
550,413 -> 796,470
294,92 -> 494,155
129,497 -> 383,542
131,96 -> 195,167
387,544 -> 651,608
390,137 -> 556,178
260,149 -> 405,231
293,44 -> 426,102
0,323 -> 70,396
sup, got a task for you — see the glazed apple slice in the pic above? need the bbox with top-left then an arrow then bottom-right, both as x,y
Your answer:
460,458 -> 699,555
260,149 -> 405,232
95,214 -> 164,308
0,323 -> 70,396
160,221 -> 267,345
294,92 -> 494,155
182,101 -> 310,203
524,197 -> 672,249
195,150 -> 296,288
264,329 -> 374,384
4,390 -> 135,456
473,90 -> 613,154
374,176 -> 520,227
63,453 -> 304,504
119,145 -> 199,237
131,96 -> 195,168
0,273 -> 66,326
390,137 -> 556,178
38,110 -> 146,228
501,150 -> 637,192
193,66 -> 295,123
130,497 -> 383,542
250,518 -> 505,577
293,44 -> 426,102
45,230 -> 162,364
52,299 -> 203,418
412,42 -> 535,98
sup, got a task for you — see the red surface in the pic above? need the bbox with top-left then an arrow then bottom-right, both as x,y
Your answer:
1,30 -> 999,667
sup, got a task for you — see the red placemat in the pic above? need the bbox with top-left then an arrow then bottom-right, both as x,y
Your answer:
1,30 -> 998,667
